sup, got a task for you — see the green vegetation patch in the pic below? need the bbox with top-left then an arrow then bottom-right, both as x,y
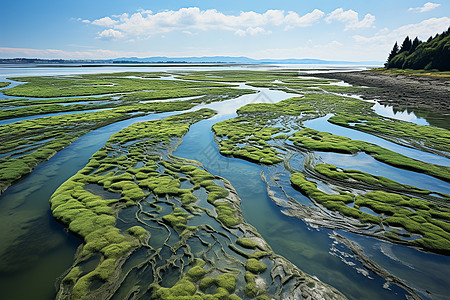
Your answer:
0,71 -> 251,194
154,266 -> 240,300
175,70 -> 301,82
314,164 -> 442,195
289,128 -> 450,182
329,113 -> 450,156
3,73 -> 235,98
290,172 -> 450,254
212,118 -> 283,165
0,82 -> 11,88
49,109 -> 217,298
212,94 -> 376,166
245,258 -> 267,274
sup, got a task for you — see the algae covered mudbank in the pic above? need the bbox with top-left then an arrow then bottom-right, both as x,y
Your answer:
174,69 -> 450,254
0,72 -> 255,194
209,93 -> 450,254
1,68 -> 449,300
50,109 -> 345,299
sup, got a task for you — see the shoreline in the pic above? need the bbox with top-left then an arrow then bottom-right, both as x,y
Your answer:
313,70 -> 450,114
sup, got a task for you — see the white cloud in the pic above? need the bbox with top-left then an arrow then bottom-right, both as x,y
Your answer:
408,2 -> 441,13
352,16 -> 450,60
325,8 -> 375,30
283,9 -> 324,29
235,27 -> 271,36
392,17 -> 450,38
327,40 -> 343,48
75,17 -> 90,24
92,17 -> 117,27
88,7 -> 325,39
97,29 -> 125,40
353,17 -> 450,45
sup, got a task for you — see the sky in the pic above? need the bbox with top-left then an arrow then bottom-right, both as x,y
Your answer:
0,0 -> 449,61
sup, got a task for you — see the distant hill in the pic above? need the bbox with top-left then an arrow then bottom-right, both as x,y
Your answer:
385,27 -> 450,71
0,57 -> 382,66
112,56 -> 381,65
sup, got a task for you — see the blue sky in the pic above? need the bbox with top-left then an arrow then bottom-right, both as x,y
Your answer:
1,1 -> 449,61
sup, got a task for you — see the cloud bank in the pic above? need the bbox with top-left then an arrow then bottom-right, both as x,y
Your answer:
86,7 -> 326,39
408,2 -> 441,13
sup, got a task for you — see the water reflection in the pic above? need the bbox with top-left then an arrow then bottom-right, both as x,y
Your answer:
372,102 -> 430,126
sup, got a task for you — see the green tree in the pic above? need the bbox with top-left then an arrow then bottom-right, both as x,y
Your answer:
409,37 -> 421,54
399,36 -> 412,53
385,42 -> 399,65
385,28 -> 450,71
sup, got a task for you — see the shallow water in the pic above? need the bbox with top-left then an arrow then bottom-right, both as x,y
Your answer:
316,151 -> 449,194
304,114 -> 450,167
372,102 -> 430,126
173,117 -> 411,300
0,65 -> 448,300
0,110 -> 182,300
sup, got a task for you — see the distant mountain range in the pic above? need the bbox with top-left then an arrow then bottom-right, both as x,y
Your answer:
0,56 -> 382,65
112,56 -> 382,65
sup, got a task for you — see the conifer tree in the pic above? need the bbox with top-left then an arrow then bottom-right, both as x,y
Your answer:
386,42 -> 399,64
399,36 -> 412,53
410,37 -> 421,53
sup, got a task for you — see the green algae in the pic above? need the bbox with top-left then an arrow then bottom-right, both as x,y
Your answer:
50,109 -> 217,298
0,96 -> 111,106
244,272 -> 265,298
0,72 -> 250,195
314,164 -> 443,196
49,107 -> 345,300
290,172 -> 450,254
329,113 -> 450,156
0,102 -> 120,120
3,74 -> 234,98
245,258 -> 267,274
236,238 -> 264,250
212,118 -> 283,165
0,82 -> 11,88
175,70 -> 301,83
290,128 -> 450,182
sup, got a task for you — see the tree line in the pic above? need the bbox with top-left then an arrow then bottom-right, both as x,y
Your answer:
385,27 -> 450,71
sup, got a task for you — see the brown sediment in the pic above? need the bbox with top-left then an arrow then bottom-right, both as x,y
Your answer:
313,71 -> 450,114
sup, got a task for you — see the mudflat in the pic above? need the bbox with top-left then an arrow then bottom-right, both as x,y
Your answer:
315,71 -> 450,113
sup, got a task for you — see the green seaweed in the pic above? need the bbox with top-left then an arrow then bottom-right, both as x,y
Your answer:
290,172 -> 450,254
245,258 -> 267,274
289,128 -> 450,182
0,82 -> 11,88
329,113 -> 450,156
